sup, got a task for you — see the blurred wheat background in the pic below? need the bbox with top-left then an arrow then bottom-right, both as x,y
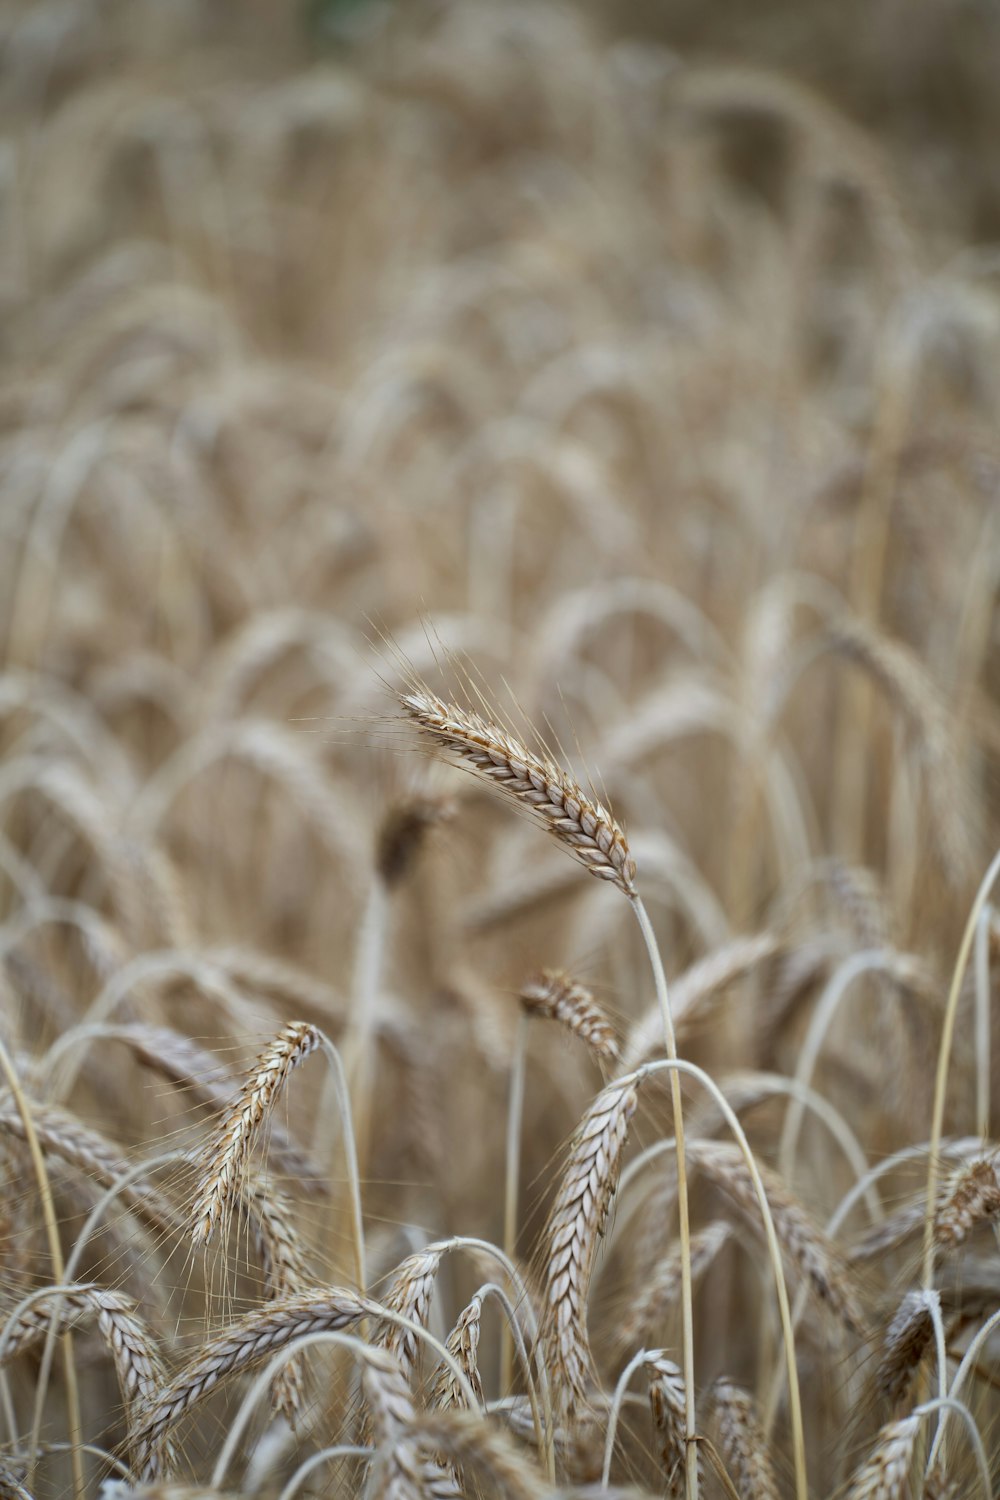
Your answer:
1,2 -> 999,1497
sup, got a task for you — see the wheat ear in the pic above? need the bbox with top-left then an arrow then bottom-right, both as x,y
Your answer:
934,1152 -> 1000,1249
519,970 -> 619,1063
874,1290 -> 937,1410
132,1287 -> 375,1479
398,688 -> 636,893
0,1283 -> 169,1470
240,1180 -> 311,1427
615,1222 -> 731,1356
539,1075 -> 639,1414
432,1296 -> 484,1411
690,1140 -> 865,1336
191,1022 -> 321,1246
710,1379 -> 779,1500
845,1414 -> 920,1500
646,1354 -> 699,1500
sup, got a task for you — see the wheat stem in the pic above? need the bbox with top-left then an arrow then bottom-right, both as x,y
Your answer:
602,1347 -> 660,1485
635,1058 -> 807,1500
278,1445 -> 373,1500
501,1011 -> 529,1394
0,1037 -> 85,1500
631,894 -> 698,1500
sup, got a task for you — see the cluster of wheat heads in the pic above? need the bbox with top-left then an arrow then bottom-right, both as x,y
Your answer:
1,0 -> 1000,1496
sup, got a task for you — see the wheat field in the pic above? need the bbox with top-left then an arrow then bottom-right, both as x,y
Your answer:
1,2 -> 999,1497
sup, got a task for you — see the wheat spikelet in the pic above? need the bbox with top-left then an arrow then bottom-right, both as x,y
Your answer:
191,1021 -> 321,1246
646,1354 -> 698,1500
845,1414 -> 920,1500
616,1221 -> 731,1356
934,1152 -> 1000,1248
132,1286 -> 374,1479
875,1290 -> 937,1409
690,1140 -> 866,1335
710,1379 -> 779,1500
399,689 -> 636,894
539,1074 -> 639,1415
519,970 -> 619,1063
